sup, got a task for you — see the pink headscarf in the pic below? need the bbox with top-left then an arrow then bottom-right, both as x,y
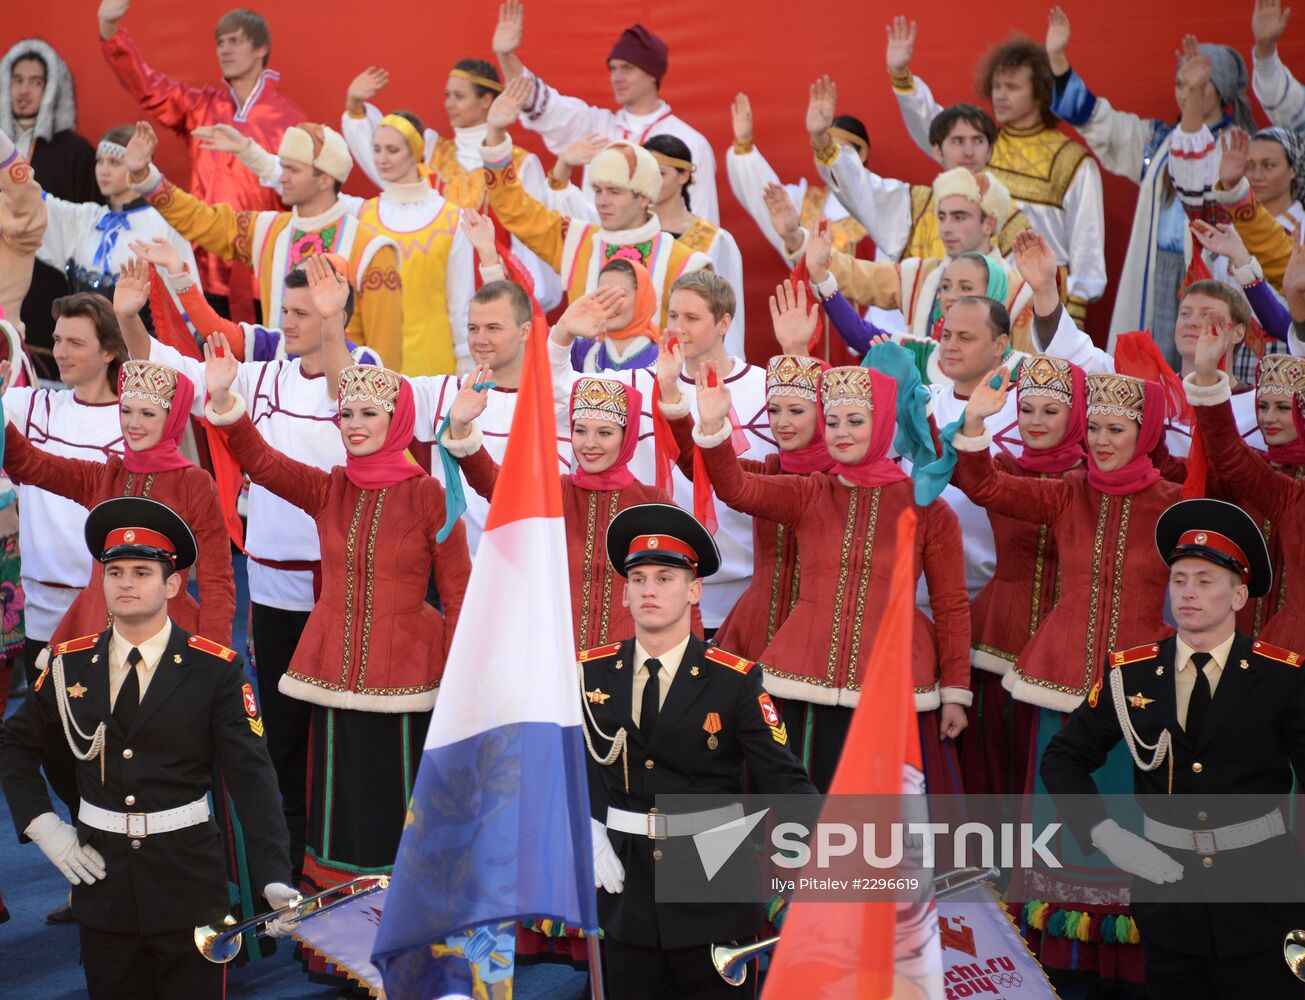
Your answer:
1085,378 -> 1164,496
120,369 -> 195,475
827,367 -> 909,488
342,379 -> 424,490
569,380 -> 643,492
1014,362 -> 1088,475
770,360 -> 836,475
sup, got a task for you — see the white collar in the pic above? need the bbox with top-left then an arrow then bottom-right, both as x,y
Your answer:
454,123 -> 489,146
619,100 -> 673,126
383,180 -> 442,205
600,214 -> 662,244
634,633 -> 692,678
291,199 -> 349,230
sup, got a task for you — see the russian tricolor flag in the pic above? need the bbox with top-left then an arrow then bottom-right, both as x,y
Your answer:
372,253 -> 598,996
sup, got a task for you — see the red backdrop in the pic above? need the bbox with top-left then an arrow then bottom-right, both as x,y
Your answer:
9,2 -> 1302,360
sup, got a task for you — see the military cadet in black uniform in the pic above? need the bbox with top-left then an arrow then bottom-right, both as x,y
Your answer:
1041,498 -> 1305,999
579,503 -> 817,1000
0,497 -> 295,1000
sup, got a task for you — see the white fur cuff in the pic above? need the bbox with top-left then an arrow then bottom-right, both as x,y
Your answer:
131,163 -> 163,196
1215,176 -> 1251,205
166,268 -> 196,294
657,393 -> 691,419
481,136 -> 514,165
952,426 -> 993,452
692,422 -> 733,448
1232,256 -> 1265,286
940,686 -> 974,708
783,228 -> 810,264
812,272 -> 839,300
1182,370 -> 1232,406
439,422 -> 484,457
204,393 -> 248,426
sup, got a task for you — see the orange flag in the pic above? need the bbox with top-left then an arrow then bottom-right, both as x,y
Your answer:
762,510 -> 922,999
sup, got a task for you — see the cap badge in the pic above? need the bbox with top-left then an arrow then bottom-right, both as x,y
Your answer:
1194,532 -> 1207,544
123,530 -> 136,543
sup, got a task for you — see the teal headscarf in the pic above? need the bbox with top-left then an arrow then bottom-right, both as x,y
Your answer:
929,252 -> 1009,330
861,341 -> 940,504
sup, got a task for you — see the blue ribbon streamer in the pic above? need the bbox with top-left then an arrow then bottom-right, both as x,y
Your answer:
433,381 -> 496,544
861,342 -> 950,504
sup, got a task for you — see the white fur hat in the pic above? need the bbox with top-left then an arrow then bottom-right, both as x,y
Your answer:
278,123 -> 352,183
588,142 -> 661,202
932,167 -> 1012,230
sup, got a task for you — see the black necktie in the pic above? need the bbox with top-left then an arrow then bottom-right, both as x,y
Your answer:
640,658 -> 662,739
1185,652 -> 1213,742
114,647 -> 143,732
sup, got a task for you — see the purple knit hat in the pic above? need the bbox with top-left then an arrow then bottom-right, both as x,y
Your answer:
608,25 -> 668,82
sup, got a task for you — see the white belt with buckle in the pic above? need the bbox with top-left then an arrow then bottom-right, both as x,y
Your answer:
606,804 -> 745,841
1144,810 -> 1285,856
79,796 -> 210,838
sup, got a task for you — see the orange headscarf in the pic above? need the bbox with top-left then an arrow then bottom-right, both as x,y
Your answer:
602,257 -> 660,343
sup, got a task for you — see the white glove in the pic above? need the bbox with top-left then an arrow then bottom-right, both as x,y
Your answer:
262,882 -> 303,938
592,818 -> 625,894
1091,819 -> 1184,885
27,812 -> 106,885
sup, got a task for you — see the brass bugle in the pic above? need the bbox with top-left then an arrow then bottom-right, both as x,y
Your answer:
1284,928 -> 1305,980
194,874 -> 390,964
711,866 -> 1000,986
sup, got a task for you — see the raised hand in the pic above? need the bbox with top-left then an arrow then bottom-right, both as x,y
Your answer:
1190,220 -> 1252,268
694,363 -> 734,436
449,364 -> 494,435
805,75 -> 838,141
885,16 -> 917,75
770,280 -> 818,354
1176,34 -> 1213,93
1012,229 -> 1059,294
656,337 -> 686,403
128,236 -> 185,275
731,93 -> 755,146
1219,127 -> 1250,189
1285,241 -> 1305,321
486,75 -> 532,137
114,258 -> 153,318
460,208 -> 499,263
1192,317 -> 1238,383
560,134 -> 609,167
192,123 -> 251,155
763,183 -> 801,252
124,120 -> 158,179
1045,6 -> 1072,75
492,0 -> 525,56
203,333 -> 240,411
1254,0 -> 1293,58
805,225 -> 833,284
98,0 -> 129,39
346,66 -> 389,114
555,286 -> 626,342
963,366 -> 1011,432
304,254 -> 351,319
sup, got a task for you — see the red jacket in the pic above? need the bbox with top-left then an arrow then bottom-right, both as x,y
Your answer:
455,445 -> 700,648
219,413 -> 470,712
969,453 -> 1073,676
1197,399 -> 1305,649
4,424 -> 234,646
700,437 -> 970,711
953,448 -> 1180,713
101,28 -> 305,296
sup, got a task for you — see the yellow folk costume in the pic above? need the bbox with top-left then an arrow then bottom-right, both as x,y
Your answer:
481,137 -> 711,326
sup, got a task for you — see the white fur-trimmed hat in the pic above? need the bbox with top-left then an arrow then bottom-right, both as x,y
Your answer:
589,142 -> 661,202
278,123 -> 352,183
932,167 -> 1012,231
